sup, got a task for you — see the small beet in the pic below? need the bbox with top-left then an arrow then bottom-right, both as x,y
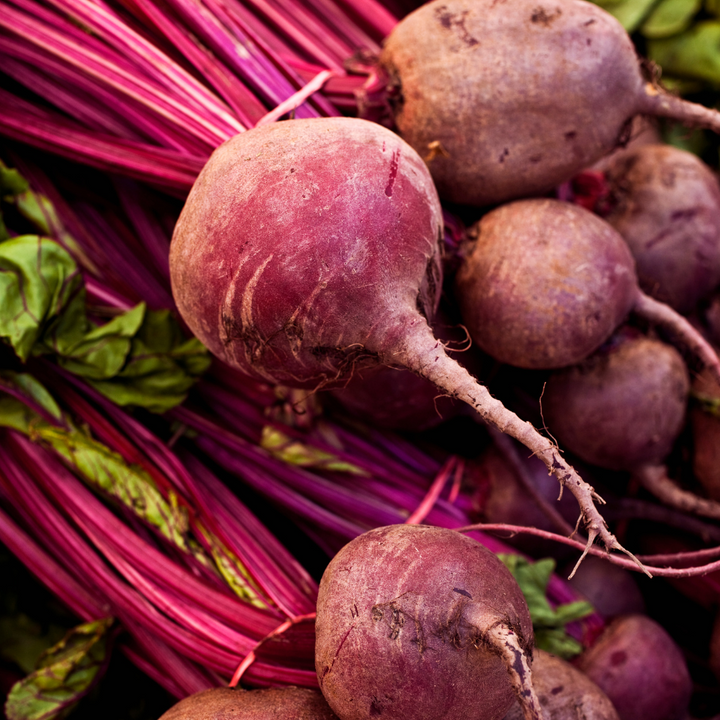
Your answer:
541,333 -> 689,471
454,198 -> 720,376
158,686 -> 339,720
560,556 -> 645,620
315,524 -> 542,720
576,614 -> 692,720
503,649 -> 620,720
327,363 -> 463,431
379,0 -> 720,207
602,144 -> 720,314
474,444 -> 579,560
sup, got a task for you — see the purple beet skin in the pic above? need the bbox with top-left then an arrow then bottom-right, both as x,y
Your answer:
158,687 -> 339,720
542,332 -> 690,471
380,0 -> 720,207
315,524 -> 542,720
454,198 -> 719,379
603,144 -> 720,314
576,614 -> 692,720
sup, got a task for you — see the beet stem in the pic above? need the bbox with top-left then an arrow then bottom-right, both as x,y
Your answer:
635,464 -> 720,520
397,325 -> 650,576
633,291 -> 720,385
641,84 -> 720,135
483,621 -> 543,720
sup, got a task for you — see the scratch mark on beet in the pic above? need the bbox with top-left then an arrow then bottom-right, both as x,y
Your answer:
321,621 -> 358,684
434,7 -> 479,46
453,588 -> 472,598
385,150 -> 400,197
531,6 -> 562,25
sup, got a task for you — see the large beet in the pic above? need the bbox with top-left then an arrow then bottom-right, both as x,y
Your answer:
158,687 -> 338,720
602,144 -> 720,314
315,524 -> 541,720
379,0 -> 720,207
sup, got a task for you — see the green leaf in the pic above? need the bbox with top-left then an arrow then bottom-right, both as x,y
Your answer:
641,0 -> 701,37
0,615 -> 66,675
592,0 -> 660,32
260,426 -> 367,474
0,164 -> 29,197
51,303 -> 145,380
648,20 -> 720,84
86,308 -> 211,413
0,236 -> 83,362
37,425 -> 195,552
0,372 -> 62,422
498,555 -> 594,659
4,617 -> 114,720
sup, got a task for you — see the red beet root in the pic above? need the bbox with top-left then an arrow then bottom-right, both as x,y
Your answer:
576,614 -> 692,720
171,117 -> 632,564
379,0 -> 720,207
158,687 -> 339,720
602,144 -> 720,314
315,524 -> 542,720
542,333 -> 689,471
454,199 -> 720,376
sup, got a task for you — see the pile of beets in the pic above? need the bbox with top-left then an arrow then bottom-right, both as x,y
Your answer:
161,0 -> 720,718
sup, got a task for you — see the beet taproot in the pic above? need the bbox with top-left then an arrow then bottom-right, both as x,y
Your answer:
170,117 -> 632,564
454,198 -> 720,375
157,687 -> 339,720
379,0 -> 720,207
602,144 -> 720,314
314,524 -> 542,720
502,649 -> 620,720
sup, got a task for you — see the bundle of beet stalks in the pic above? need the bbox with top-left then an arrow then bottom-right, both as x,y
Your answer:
3,0 -> 720,718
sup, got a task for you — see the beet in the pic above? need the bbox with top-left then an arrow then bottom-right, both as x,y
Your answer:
314,524 -> 542,720
379,0 -> 720,207
473,443 -> 579,560
327,363 -> 464,431
602,144 -> 720,314
170,117 -> 629,560
576,614 -> 692,720
560,556 -> 646,620
541,333 -> 689,471
690,365 -> 720,502
503,649 -> 620,720
326,307 -> 475,431
158,687 -> 339,720
454,198 -> 720,374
